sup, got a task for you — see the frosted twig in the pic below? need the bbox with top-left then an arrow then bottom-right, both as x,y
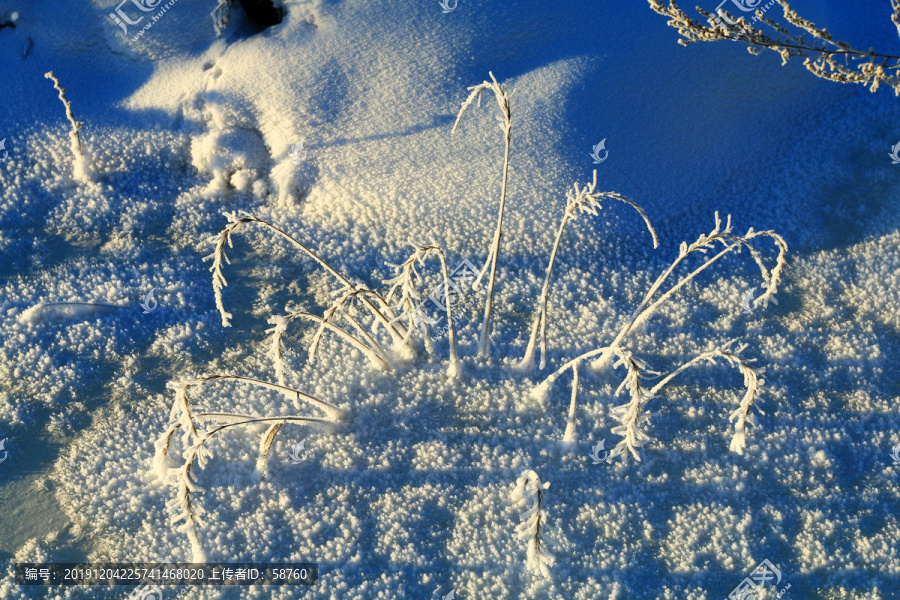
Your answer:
648,0 -> 900,94
893,0 -> 900,40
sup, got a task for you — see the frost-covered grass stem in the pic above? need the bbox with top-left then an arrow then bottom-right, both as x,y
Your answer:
272,309 -> 393,372
562,362 -> 579,444
44,71 -> 92,183
453,72 -> 511,357
511,469 -> 554,578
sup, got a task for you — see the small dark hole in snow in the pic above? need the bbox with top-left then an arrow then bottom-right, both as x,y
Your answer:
0,10 -> 17,28
238,0 -> 284,31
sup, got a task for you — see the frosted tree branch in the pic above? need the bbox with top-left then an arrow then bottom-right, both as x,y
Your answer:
649,0 -> 900,94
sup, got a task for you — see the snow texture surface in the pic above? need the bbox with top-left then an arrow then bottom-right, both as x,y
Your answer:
1,0 -> 899,598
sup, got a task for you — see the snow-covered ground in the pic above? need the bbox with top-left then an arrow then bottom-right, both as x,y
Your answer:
1,0 -> 899,598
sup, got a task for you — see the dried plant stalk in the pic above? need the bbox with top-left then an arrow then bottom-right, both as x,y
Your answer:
562,361 -> 580,444
511,469 -> 554,578
270,309 -> 392,372
452,72 -> 512,357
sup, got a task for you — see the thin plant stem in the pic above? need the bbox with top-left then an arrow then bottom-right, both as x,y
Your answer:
562,361 -> 579,443
452,72 -> 512,358
44,71 -> 91,182
435,248 -> 460,379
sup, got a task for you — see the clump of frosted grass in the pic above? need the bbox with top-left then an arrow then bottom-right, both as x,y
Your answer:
154,375 -> 343,560
535,212 -> 785,452
206,211 -> 408,348
384,244 -> 461,379
519,169 -> 658,371
150,80 -> 791,562
267,302 -> 393,374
